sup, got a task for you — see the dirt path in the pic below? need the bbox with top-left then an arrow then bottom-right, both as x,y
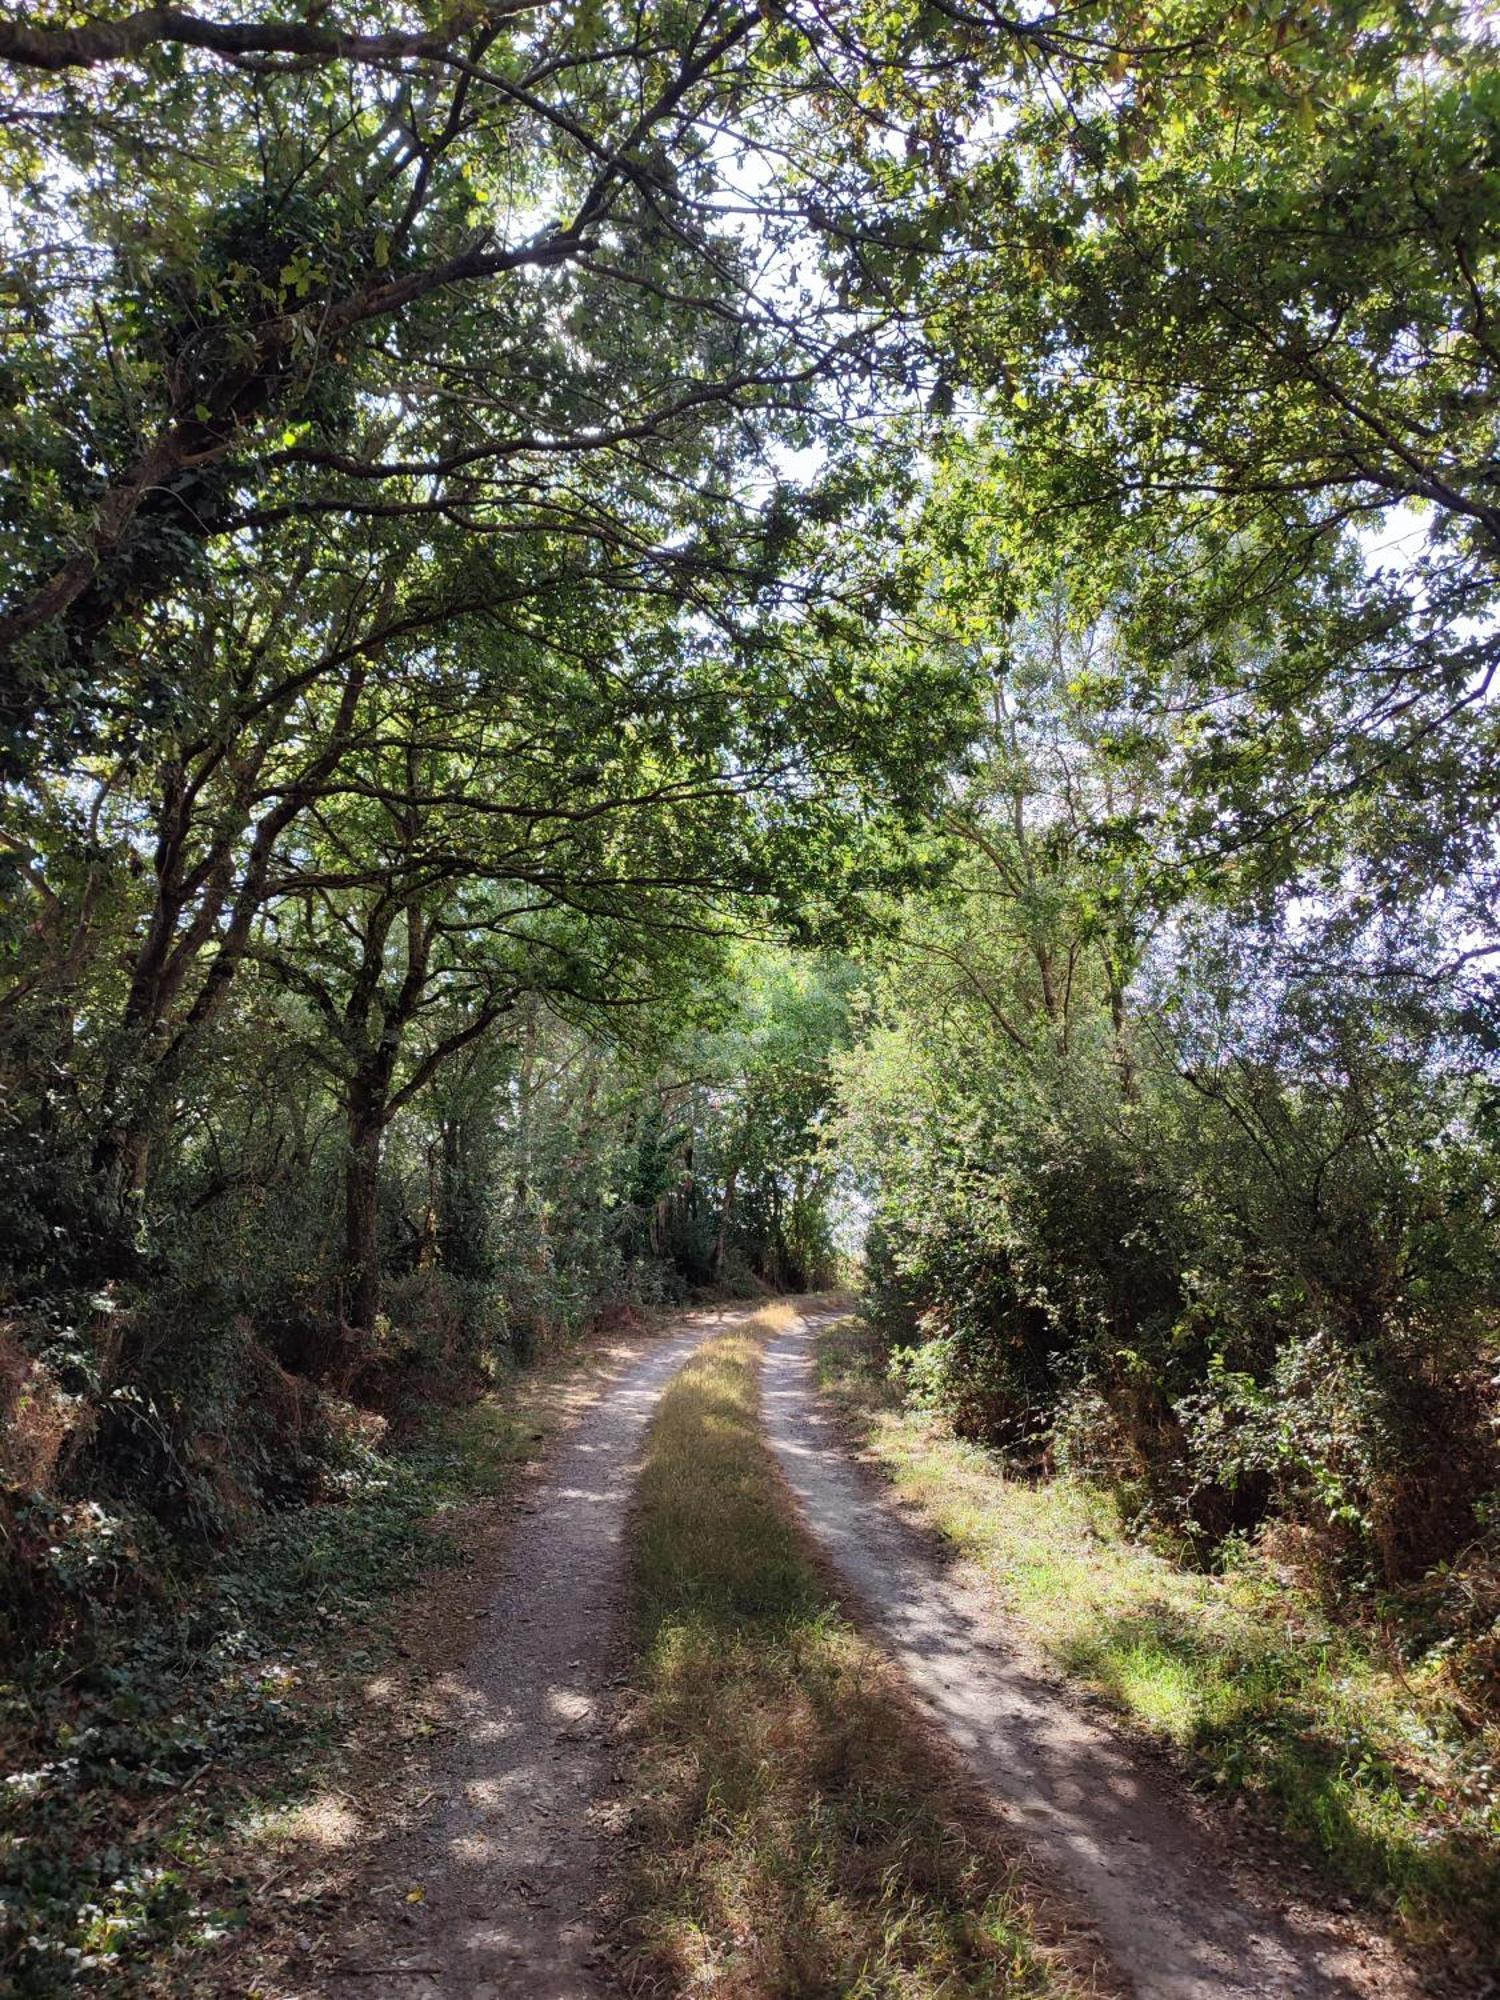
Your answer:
761,1314 -> 1421,2000
279,1302 -> 757,2000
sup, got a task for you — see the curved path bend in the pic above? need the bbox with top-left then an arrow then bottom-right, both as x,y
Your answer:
762,1314 -> 1417,2000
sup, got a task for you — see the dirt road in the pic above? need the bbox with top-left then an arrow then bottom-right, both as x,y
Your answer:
293,1303 -> 758,2000
761,1313 -> 1417,2000
253,1299 -> 1422,2000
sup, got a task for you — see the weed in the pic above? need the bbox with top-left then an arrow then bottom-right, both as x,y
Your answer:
1,1385 -> 548,1994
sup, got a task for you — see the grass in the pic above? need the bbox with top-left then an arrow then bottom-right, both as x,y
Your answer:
817,1317 -> 1500,1965
617,1304 -> 1087,2000
0,1350 -> 593,1997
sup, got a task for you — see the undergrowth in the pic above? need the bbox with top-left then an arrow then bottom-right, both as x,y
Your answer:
1,1384 -> 552,1995
618,1306 -> 1083,1999
817,1317 -> 1500,1971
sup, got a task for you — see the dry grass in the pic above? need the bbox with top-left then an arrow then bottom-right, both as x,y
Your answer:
616,1308 -> 1086,1999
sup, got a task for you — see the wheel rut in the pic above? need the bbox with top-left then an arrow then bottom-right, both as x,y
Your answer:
264,1302 -> 1421,2000
761,1314 -> 1421,2000
290,1303 -> 757,2000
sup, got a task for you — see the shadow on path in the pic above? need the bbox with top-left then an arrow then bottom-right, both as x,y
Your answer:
762,1318 -> 1418,2000
282,1304 -> 758,2000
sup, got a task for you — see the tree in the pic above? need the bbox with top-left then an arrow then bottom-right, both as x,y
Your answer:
918,0 -> 1499,906
0,0 -> 1072,780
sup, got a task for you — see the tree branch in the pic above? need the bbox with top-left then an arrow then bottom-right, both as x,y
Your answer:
0,4 -> 543,74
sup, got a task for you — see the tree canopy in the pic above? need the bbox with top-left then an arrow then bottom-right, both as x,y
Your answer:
4,13 -> 1500,1932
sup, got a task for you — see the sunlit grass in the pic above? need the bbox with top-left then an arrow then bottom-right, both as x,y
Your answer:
817,1318 -> 1500,1957
618,1309 -> 1086,1999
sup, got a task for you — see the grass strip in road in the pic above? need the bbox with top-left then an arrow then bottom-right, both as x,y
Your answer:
618,1304 -> 1084,2000
816,1316 -> 1500,1969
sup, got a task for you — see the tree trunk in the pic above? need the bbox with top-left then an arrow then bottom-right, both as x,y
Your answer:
1107,972 -> 1137,1102
92,665 -> 367,1218
342,1073 -> 387,1335
436,1112 -> 464,1271
712,1163 -> 738,1279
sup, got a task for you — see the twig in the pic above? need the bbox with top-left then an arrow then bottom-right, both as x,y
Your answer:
135,1760 -> 215,1829
330,1966 -> 443,1978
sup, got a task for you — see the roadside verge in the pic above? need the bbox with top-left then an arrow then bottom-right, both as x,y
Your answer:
805,1316 -> 1468,1995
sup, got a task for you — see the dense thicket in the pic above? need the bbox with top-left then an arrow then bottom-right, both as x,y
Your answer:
2,0 -> 1498,1707
835,606 -> 1499,1613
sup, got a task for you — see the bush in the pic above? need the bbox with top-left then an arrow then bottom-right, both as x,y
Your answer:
840,986 -> 1500,1602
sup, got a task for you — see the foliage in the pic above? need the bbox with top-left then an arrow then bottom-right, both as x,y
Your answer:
832,605 -> 1500,1590
1,948 -> 857,1645
918,0 -> 1500,930
0,0 -> 963,1617
1,1376 -> 552,1994
0,0 -> 986,1589
2,0 -> 1500,1966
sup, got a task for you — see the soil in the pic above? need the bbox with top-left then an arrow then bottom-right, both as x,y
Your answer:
760,1313 -> 1431,2000
233,1302 -> 757,2000
222,1300 -> 1452,2000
